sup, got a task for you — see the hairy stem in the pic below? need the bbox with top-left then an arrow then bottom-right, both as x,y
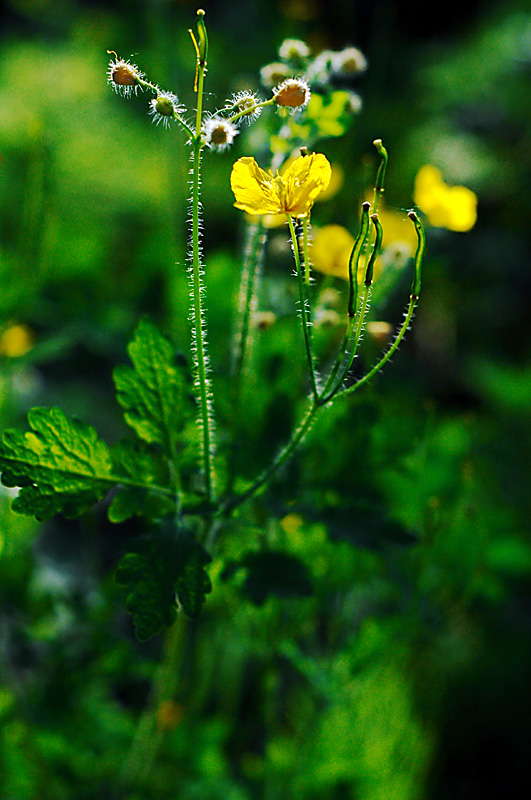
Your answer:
231,220 -> 266,398
189,26 -> 216,502
288,215 -> 319,401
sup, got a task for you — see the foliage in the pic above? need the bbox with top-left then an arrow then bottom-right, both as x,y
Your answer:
1,2 -> 530,799
116,523 -> 212,640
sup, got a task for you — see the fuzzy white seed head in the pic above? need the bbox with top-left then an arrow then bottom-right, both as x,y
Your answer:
278,38 -> 311,63
305,51 -> 335,86
202,117 -> 239,151
260,61 -> 291,88
331,47 -> 368,76
229,91 -> 262,124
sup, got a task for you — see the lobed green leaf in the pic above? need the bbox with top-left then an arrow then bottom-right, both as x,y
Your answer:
108,439 -> 175,523
0,407 -> 114,520
116,523 -> 212,641
113,318 -> 191,458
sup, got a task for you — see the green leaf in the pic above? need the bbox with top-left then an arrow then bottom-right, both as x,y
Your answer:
116,524 -> 212,641
113,319 -> 191,458
108,439 -> 175,523
175,533 -> 213,618
0,407 -> 114,520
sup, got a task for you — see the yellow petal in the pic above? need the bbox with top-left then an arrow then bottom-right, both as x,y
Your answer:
441,185 -> 477,232
413,165 -> 446,213
230,157 -> 280,215
282,153 -> 332,216
414,164 -> 477,231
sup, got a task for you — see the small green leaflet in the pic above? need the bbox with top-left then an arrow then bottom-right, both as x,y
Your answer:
108,439 -> 175,523
116,524 -> 212,641
113,318 -> 190,459
0,407 -> 114,520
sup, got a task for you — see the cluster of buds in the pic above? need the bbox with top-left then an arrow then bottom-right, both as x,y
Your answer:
261,36 -> 367,120
107,32 -> 327,155
107,51 -> 189,132
107,13 -> 368,160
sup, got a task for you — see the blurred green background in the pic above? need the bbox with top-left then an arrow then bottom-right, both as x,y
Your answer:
1,1 -> 531,798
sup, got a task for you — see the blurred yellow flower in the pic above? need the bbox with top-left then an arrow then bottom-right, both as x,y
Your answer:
0,324 -> 34,358
311,207 -> 417,282
231,153 -> 332,217
414,165 -> 477,232
311,224 -> 355,280
280,513 -> 304,535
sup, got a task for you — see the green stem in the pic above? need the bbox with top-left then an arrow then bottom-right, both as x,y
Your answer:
318,202 -> 370,402
220,400 -> 319,516
218,213 -> 425,517
231,220 -> 266,393
372,138 -> 388,217
189,25 -> 215,503
331,210 -> 425,404
287,215 -> 319,401
228,97 -> 274,125
302,215 -> 311,285
320,214 -> 383,403
226,220 -> 266,495
115,618 -> 187,796
333,296 -> 417,402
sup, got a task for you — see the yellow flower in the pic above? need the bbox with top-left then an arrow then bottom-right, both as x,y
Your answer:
414,165 -> 477,232
310,224 -> 355,280
230,153 -> 332,217
0,324 -> 34,358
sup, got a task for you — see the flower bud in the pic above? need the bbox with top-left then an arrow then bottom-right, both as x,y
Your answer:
260,61 -> 291,88
278,38 -> 310,64
107,54 -> 144,97
202,117 -> 238,151
273,78 -> 310,111
149,91 -> 184,128
228,91 -> 262,124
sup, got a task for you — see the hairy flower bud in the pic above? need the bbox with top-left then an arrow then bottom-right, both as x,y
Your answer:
260,61 -> 291,88
273,77 -> 310,111
228,91 -> 262,124
149,91 -> 185,128
202,117 -> 238,151
107,54 -> 144,97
